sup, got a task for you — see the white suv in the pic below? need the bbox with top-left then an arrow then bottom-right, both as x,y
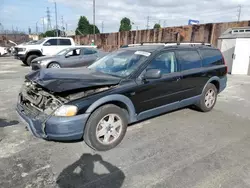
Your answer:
14,37 -> 75,66
0,47 -> 7,56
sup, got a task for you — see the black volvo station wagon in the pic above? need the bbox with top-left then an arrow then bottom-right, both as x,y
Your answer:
17,42 -> 227,151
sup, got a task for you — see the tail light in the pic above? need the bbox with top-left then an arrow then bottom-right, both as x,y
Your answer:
219,49 -> 227,73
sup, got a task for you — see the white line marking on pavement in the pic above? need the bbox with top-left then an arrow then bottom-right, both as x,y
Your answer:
0,71 -> 17,73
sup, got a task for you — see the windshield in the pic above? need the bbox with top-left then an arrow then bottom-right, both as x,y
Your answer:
88,49 -> 150,77
56,48 -> 72,55
33,38 -> 46,45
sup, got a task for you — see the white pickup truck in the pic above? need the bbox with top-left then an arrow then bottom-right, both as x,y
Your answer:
14,37 -> 75,65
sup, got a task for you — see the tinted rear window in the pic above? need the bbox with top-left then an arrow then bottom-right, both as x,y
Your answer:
59,39 -> 72,45
200,49 -> 223,67
177,50 -> 202,71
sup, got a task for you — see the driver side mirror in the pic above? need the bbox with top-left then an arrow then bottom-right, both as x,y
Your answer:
144,69 -> 162,79
43,42 -> 51,46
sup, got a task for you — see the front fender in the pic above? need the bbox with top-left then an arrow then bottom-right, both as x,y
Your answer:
86,94 -> 137,123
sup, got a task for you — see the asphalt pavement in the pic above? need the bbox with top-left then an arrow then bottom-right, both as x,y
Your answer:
1,56 -> 250,188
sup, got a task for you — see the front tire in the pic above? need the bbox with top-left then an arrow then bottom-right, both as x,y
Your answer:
196,83 -> 217,112
48,62 -> 61,68
84,104 -> 128,151
26,55 -> 38,66
22,60 -> 28,66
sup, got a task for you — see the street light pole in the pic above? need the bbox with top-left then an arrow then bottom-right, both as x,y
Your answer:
36,21 -> 38,34
93,0 -> 95,43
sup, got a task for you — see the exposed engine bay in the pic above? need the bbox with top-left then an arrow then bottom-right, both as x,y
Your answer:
20,80 -> 112,115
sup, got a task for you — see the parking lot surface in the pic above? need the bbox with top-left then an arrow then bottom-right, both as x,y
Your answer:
1,56 -> 250,188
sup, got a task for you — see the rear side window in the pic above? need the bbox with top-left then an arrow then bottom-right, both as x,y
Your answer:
147,51 -> 178,74
83,48 -> 96,55
200,49 -> 223,67
59,39 -> 72,45
177,50 -> 202,71
45,39 -> 58,46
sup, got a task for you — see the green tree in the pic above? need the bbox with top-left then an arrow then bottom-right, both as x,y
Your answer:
75,16 -> 90,35
44,30 -> 57,37
89,24 -> 100,34
154,23 -> 161,29
119,17 -> 132,32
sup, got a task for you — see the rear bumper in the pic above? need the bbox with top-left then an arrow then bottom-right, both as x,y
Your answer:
16,102 -> 89,141
219,76 -> 227,93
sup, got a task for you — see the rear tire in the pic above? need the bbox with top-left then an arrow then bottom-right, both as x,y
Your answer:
48,62 -> 61,68
196,83 -> 217,112
26,55 -> 38,66
84,104 -> 128,151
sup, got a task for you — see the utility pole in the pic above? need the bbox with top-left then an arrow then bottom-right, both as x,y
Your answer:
46,7 -> 52,31
65,23 -> 68,31
237,4 -> 242,22
93,0 -> 96,42
36,21 -> 38,34
146,16 -> 150,30
54,1 -> 58,36
163,20 -> 166,28
61,16 -> 64,35
101,21 -> 104,33
42,17 -> 45,33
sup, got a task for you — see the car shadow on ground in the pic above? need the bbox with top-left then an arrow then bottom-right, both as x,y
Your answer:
0,118 -> 19,127
56,153 -> 125,188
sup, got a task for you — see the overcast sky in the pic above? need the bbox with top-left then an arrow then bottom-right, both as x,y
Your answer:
0,0 -> 250,33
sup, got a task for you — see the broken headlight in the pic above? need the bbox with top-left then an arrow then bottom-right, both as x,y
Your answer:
54,105 -> 78,117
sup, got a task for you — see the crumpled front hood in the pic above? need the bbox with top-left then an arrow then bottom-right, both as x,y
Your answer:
25,68 -> 121,93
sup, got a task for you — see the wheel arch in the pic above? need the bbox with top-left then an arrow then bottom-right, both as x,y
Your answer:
202,76 -> 220,94
85,94 -> 137,123
25,50 -> 42,61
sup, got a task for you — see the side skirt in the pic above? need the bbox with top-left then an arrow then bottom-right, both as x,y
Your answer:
136,95 -> 201,121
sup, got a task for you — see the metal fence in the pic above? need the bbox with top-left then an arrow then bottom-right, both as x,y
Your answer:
74,20 -> 250,51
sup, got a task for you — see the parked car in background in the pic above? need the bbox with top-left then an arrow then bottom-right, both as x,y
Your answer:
31,46 -> 108,70
16,42 -> 227,151
0,46 -> 7,56
14,37 -> 75,66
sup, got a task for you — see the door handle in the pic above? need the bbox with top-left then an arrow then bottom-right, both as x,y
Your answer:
232,54 -> 236,59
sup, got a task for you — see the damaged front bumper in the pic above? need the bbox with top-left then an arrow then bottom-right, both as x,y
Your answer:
16,101 -> 90,141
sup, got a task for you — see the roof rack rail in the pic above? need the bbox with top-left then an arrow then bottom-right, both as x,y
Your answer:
121,42 -> 212,48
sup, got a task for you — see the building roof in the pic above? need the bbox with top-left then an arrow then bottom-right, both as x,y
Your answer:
65,30 -> 75,37
219,27 -> 250,39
